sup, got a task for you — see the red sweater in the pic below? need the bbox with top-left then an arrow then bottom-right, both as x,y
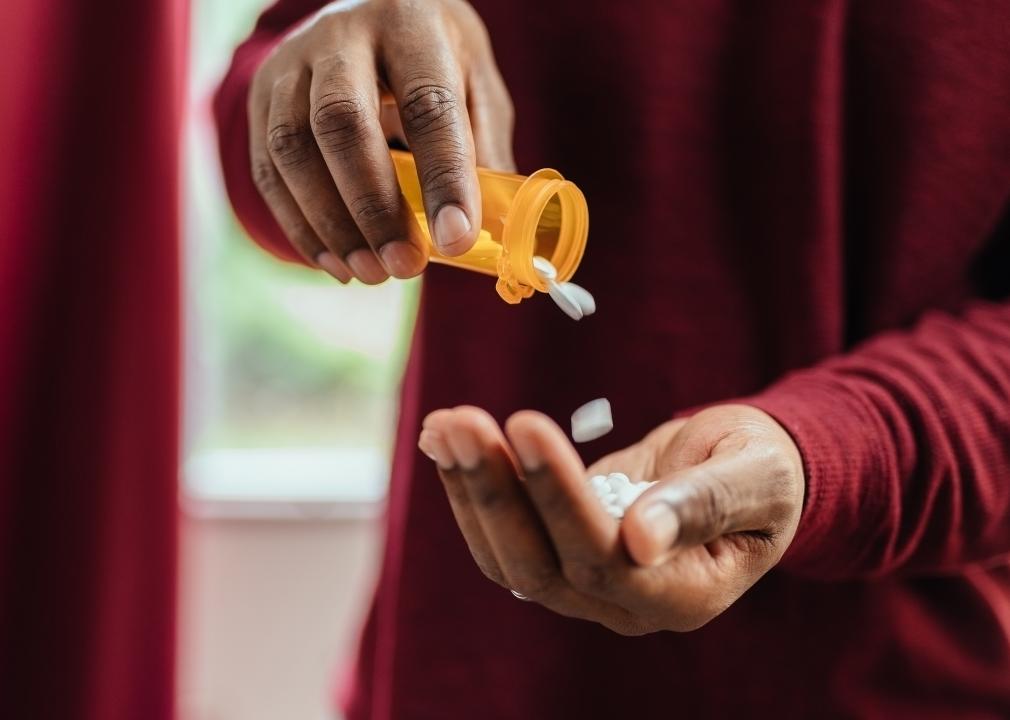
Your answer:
1,0 -> 183,717
215,1 -> 1010,717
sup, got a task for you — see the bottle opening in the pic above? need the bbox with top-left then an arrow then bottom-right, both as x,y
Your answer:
496,169 -> 588,303
534,192 -> 562,263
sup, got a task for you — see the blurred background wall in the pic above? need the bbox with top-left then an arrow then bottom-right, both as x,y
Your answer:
177,1 -> 412,717
177,516 -> 380,720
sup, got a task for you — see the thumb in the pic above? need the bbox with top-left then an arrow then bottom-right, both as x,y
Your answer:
621,452 -> 765,566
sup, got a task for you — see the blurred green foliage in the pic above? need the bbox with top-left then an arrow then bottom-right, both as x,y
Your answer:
187,0 -> 417,451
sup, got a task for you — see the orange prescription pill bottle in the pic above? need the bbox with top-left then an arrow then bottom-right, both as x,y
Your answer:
390,150 -> 589,304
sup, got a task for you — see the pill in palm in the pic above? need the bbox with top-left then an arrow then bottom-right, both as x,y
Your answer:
587,471 -> 657,519
571,397 -> 614,442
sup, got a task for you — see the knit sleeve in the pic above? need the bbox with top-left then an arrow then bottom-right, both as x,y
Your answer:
747,297 -> 1010,580
212,0 -> 325,264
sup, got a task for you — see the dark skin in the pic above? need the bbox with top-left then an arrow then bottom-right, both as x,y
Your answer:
248,0 -> 515,284
419,405 -> 805,635
252,0 -> 808,634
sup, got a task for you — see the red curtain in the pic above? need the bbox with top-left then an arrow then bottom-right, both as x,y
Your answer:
0,0 -> 186,717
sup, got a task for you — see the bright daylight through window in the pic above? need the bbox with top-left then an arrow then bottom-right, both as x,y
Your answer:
182,0 -> 417,517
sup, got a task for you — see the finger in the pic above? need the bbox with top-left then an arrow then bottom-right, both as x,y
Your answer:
382,15 -> 481,256
439,407 -> 565,600
309,49 -> 427,278
467,65 -> 516,172
266,69 -> 387,284
622,451 -> 784,566
440,408 -> 640,627
504,412 -> 641,604
249,78 -> 347,280
420,412 -> 506,587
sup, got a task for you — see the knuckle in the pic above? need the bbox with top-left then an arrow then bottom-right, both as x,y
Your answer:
463,474 -> 504,510
266,122 -> 313,169
251,157 -> 282,197
400,80 -> 460,137
385,0 -> 424,25
288,231 -> 323,259
315,218 -> 357,252
418,154 -> 468,195
310,91 -> 370,155
524,472 -> 567,515
763,445 -> 799,487
250,64 -> 274,105
563,560 -> 613,595
688,474 -> 731,536
348,190 -> 400,227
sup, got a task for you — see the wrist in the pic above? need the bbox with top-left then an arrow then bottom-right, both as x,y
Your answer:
741,373 -> 882,577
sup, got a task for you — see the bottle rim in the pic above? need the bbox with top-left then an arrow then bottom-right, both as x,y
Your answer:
496,168 -> 589,303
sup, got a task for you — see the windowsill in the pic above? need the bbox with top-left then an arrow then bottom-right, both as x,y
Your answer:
182,447 -> 388,520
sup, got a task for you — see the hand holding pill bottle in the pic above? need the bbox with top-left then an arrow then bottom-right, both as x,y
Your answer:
246,0 -> 592,302
391,151 -> 589,304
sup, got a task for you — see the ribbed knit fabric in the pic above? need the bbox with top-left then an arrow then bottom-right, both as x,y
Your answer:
216,1 -> 1010,717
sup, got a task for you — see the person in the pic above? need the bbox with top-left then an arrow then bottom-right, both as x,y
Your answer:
215,0 -> 1010,716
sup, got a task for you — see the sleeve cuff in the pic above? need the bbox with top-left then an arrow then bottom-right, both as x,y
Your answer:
741,370 -> 894,577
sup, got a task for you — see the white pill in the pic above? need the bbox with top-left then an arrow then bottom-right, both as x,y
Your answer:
532,255 -> 558,281
606,505 -> 625,519
607,472 -> 631,491
571,398 -> 613,443
547,280 -> 584,321
601,492 -> 618,505
589,475 -> 609,492
560,282 -> 596,316
532,255 -> 595,321
616,484 -> 644,507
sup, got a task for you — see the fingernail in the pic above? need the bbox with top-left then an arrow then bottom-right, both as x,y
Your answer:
418,429 -> 454,470
378,241 -> 425,278
346,248 -> 389,284
446,428 -> 481,471
642,501 -> 680,555
315,252 -> 352,283
509,431 -> 542,472
432,205 -> 472,255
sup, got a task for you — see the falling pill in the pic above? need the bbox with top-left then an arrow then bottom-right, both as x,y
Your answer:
561,282 -> 596,316
548,281 -> 585,321
571,398 -> 614,443
533,255 -> 596,321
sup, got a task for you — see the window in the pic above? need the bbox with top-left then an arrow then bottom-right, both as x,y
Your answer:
183,0 -> 416,516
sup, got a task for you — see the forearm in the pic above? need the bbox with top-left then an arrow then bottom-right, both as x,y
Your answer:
748,299 -> 1010,580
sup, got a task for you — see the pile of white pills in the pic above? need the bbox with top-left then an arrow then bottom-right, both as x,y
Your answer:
570,398 -> 654,519
588,473 -> 657,519
533,256 -> 596,321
